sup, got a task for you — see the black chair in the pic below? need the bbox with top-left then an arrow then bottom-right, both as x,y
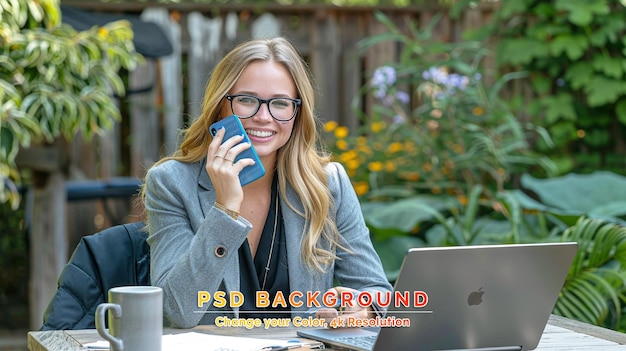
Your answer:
40,221 -> 150,330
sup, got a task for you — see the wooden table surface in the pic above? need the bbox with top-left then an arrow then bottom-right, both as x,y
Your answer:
28,314 -> 626,351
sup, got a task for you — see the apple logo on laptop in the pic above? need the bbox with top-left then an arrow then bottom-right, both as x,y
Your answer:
467,287 -> 484,306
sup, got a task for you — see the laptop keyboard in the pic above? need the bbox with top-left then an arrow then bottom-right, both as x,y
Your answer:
335,335 -> 377,349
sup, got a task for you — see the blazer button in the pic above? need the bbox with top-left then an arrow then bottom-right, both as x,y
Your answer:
214,245 -> 227,257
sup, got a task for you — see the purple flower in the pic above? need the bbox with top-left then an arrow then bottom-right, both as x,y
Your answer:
393,114 -> 406,124
371,66 -> 396,90
395,91 -> 410,104
447,74 -> 469,89
425,67 -> 447,85
371,66 -> 399,101
422,67 -> 471,98
441,73 -> 468,91
374,88 -> 387,100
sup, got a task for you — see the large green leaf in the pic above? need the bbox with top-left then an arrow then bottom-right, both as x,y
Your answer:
555,0 -> 610,26
565,62 -> 594,90
362,195 -> 455,239
542,93 -> 577,124
497,38 -> 550,65
549,34 -> 588,60
520,172 -> 626,223
592,55 -> 625,79
585,76 -> 626,106
589,14 -> 626,47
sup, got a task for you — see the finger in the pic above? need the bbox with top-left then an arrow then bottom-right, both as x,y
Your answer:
231,158 -> 256,173
216,134 -> 246,160
222,141 -> 251,162
219,134 -> 245,151
208,128 -> 226,156
209,129 -> 244,155
211,154 -> 232,167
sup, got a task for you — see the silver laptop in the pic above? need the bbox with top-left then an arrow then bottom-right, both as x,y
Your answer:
298,242 -> 578,351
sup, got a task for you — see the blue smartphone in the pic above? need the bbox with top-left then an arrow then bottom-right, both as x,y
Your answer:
209,115 -> 266,186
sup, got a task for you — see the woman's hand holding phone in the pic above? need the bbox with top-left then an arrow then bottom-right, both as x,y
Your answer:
207,115 -> 266,213
205,127 -> 255,211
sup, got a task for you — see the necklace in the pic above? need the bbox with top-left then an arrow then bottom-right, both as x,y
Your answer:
260,192 -> 279,291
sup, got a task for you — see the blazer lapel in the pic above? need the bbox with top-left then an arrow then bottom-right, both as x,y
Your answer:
197,158 -> 215,219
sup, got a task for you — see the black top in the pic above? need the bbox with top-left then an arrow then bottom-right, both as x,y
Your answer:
238,177 -> 290,318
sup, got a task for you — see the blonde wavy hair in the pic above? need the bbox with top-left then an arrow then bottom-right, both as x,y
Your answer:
143,37 -> 344,272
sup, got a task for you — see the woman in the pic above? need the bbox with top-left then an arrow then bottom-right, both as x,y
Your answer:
142,37 -> 392,328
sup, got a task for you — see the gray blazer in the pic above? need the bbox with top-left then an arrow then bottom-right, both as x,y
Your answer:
144,159 -> 393,328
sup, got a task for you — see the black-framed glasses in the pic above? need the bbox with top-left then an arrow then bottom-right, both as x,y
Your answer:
225,94 -> 301,122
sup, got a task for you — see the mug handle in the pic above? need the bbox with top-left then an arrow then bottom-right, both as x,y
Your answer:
95,303 -> 124,351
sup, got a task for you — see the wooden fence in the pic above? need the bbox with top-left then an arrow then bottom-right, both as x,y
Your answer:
24,2 -> 497,329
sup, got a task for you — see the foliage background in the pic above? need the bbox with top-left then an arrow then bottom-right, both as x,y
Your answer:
0,0 -> 142,209
468,0 -> 626,175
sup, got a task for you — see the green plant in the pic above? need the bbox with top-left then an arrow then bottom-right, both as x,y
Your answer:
555,217 -> 626,331
0,0 -> 142,209
475,0 -> 626,173
366,183 -> 566,280
323,11 -> 556,204
423,185 -> 527,246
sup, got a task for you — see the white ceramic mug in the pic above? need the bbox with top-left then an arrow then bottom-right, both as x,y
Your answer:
95,286 -> 163,351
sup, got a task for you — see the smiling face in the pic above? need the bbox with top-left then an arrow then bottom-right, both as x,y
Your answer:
220,60 -> 297,166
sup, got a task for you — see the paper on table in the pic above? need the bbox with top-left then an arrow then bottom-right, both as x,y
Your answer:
83,332 -> 317,351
